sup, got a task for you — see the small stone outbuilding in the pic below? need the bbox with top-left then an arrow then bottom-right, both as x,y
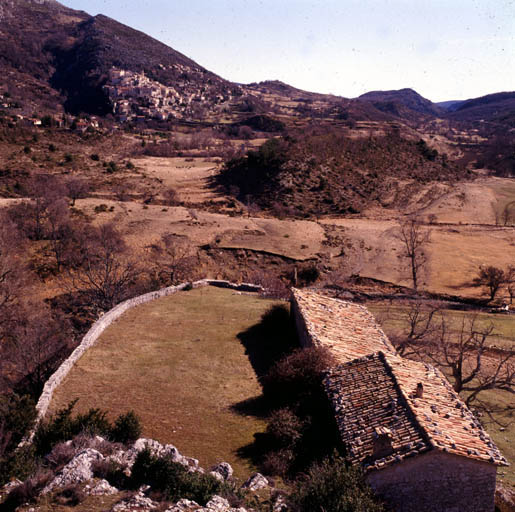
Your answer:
291,288 -> 508,512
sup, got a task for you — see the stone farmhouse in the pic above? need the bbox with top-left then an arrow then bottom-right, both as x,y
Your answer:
291,288 -> 508,512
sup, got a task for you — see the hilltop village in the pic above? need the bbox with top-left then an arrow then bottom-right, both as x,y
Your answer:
103,68 -> 239,122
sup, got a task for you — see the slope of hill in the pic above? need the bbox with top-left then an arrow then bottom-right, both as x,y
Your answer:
358,88 -> 444,118
218,130 -> 470,216
436,100 -> 465,112
448,91 -> 515,126
0,0 -> 241,116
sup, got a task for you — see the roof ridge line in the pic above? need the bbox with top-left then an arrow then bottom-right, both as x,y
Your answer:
378,351 -> 437,452
290,288 -> 397,355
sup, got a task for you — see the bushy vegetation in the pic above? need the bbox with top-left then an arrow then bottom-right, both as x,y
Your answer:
0,394 -> 37,485
219,129 -> 469,217
130,448 -> 223,505
34,400 -> 141,457
289,456 -> 384,512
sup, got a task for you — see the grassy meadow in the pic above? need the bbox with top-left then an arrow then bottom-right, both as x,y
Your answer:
49,286 -> 284,479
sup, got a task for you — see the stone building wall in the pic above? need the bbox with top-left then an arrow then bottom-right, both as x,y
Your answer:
290,294 -> 313,348
367,450 -> 497,512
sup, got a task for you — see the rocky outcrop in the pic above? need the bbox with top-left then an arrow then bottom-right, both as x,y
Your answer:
165,495 -> 246,512
43,448 -> 104,494
242,473 -> 270,491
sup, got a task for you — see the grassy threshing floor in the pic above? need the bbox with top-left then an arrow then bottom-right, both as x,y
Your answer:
49,286 -> 283,479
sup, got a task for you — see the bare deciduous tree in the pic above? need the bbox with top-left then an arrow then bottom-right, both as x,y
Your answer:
65,176 -> 90,206
8,309 -> 69,397
146,233 -> 194,286
505,265 -> 515,305
65,223 -> 139,311
474,265 -> 505,302
388,301 -> 440,357
396,217 -> 431,290
388,304 -> 514,407
427,315 -> 514,406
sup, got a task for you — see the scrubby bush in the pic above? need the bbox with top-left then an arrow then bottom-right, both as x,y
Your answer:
0,394 -> 37,484
110,410 -> 142,444
91,458 -> 128,488
289,456 -> 384,512
2,469 -> 53,511
266,408 -> 304,448
131,448 -> 222,505
54,483 -> 86,506
262,347 -> 334,406
34,400 -> 142,457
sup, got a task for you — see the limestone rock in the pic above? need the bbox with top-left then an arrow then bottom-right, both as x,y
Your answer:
111,486 -> 158,511
209,462 -> 233,481
43,448 -> 104,494
84,478 -> 119,496
165,498 -> 201,511
242,472 -> 269,491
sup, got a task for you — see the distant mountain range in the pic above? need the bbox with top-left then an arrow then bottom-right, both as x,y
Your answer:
0,0 -> 513,128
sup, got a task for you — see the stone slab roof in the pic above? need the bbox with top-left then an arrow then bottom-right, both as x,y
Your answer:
291,288 -> 396,363
291,288 -> 507,469
325,352 -> 508,469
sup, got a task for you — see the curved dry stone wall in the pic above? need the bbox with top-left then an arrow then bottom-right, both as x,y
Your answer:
32,280 -> 263,436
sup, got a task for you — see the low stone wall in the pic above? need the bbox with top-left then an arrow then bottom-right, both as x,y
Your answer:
32,279 -> 263,432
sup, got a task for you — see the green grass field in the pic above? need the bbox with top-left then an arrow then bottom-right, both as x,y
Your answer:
49,286 -> 284,479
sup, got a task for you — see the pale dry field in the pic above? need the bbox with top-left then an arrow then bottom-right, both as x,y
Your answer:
76,199 -> 325,260
134,156 -> 223,203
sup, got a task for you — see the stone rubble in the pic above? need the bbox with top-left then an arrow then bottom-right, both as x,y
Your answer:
165,495 -> 247,512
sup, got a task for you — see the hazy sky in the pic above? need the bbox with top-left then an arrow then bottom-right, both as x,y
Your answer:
60,0 -> 514,102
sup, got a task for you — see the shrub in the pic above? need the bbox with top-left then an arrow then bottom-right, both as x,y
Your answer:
0,394 -> 37,484
111,410 -> 142,445
34,401 -> 141,457
2,469 -> 53,511
262,347 -> 334,406
0,445 -> 38,486
91,458 -> 128,488
131,448 -> 222,505
289,456 -> 384,512
90,153 -> 100,161
54,483 -> 86,506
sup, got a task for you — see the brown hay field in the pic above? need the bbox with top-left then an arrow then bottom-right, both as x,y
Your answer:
48,286 -> 283,478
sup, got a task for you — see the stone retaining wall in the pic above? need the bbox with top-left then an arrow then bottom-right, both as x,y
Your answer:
32,279 -> 263,434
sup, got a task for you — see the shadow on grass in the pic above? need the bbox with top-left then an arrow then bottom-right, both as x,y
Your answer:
230,304 -> 297,420
236,304 -> 298,380
232,305 -> 343,477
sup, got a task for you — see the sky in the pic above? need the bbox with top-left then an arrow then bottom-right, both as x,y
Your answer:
59,0 -> 515,102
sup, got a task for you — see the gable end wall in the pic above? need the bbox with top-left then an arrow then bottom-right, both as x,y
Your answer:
367,450 -> 497,512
